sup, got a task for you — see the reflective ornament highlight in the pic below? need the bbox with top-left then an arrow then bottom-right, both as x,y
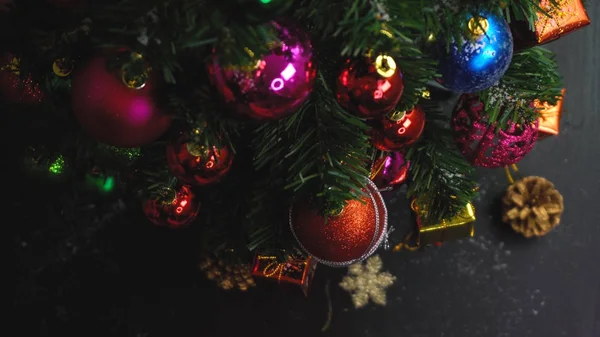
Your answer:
84,167 -> 116,194
438,13 -> 513,93
24,146 -> 67,178
289,180 -> 388,267
166,134 -> 234,186
209,21 -> 316,120
142,185 -> 201,228
0,54 -> 43,105
370,105 -> 426,151
97,144 -> 141,166
336,55 -> 404,119
71,52 -> 172,148
452,94 -> 539,168
370,151 -> 410,191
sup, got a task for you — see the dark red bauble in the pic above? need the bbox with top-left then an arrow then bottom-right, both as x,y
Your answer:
166,134 -> 234,186
370,151 -> 410,191
290,180 -> 388,267
71,54 -> 172,148
370,105 -> 426,151
336,55 -> 404,119
142,185 -> 201,228
208,21 -> 316,120
0,54 -> 43,105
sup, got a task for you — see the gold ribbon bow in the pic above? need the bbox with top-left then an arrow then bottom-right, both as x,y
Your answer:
259,256 -> 303,281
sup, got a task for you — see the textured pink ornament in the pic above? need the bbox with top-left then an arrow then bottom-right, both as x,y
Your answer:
451,94 -> 539,168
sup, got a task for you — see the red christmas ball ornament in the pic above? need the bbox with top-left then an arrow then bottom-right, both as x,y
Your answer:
208,21 -> 316,120
336,55 -> 404,119
71,51 -> 172,148
452,94 -> 539,168
166,133 -> 234,186
370,151 -> 410,191
0,54 -> 43,105
142,185 -> 201,228
290,180 -> 388,267
370,105 -> 426,151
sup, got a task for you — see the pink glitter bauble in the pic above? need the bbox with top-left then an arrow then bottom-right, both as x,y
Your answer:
451,94 -> 539,168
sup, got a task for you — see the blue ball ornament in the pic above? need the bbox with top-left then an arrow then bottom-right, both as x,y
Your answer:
438,12 -> 513,93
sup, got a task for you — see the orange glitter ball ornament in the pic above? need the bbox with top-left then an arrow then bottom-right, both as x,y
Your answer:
290,180 -> 388,267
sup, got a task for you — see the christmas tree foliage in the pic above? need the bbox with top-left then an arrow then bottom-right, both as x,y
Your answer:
2,0 -> 584,262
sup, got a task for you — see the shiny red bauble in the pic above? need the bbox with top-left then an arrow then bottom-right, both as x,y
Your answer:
208,21 -> 316,120
290,180 -> 388,267
336,55 -> 404,119
142,185 -> 201,228
166,134 -> 234,186
0,54 -> 43,105
370,105 -> 426,151
71,53 -> 172,148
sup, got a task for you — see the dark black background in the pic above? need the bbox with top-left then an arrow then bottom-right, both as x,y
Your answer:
12,3 -> 600,337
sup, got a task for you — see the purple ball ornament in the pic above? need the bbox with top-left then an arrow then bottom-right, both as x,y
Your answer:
451,94 -> 539,168
208,21 -> 317,120
369,152 -> 411,191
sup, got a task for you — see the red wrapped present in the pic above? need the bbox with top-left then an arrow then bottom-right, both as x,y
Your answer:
251,253 -> 317,296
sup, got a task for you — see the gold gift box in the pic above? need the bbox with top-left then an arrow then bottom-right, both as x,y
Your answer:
534,89 -> 565,139
413,202 -> 476,247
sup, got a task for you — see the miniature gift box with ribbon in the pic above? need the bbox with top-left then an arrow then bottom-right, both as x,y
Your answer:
412,200 -> 476,247
534,89 -> 565,139
510,0 -> 590,49
251,253 -> 317,296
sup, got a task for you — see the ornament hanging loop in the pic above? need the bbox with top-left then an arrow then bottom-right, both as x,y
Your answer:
467,16 -> 489,36
392,231 -> 419,252
121,52 -> 150,89
504,164 -> 521,185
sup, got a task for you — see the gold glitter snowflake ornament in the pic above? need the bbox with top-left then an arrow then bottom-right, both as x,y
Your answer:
339,255 -> 396,309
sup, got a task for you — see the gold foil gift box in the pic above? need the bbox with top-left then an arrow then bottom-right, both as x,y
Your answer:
412,201 -> 476,247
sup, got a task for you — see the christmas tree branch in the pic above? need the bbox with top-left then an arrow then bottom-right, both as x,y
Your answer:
284,73 -> 371,213
406,99 -> 478,225
478,47 -> 563,128
295,0 -> 383,57
398,0 -> 557,48
253,72 -> 371,214
166,87 -> 242,151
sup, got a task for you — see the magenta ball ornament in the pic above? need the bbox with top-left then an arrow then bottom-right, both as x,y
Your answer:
208,21 -> 317,120
451,94 -> 539,168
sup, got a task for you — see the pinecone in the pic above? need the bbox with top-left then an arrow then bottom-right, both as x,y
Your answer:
199,255 -> 256,291
502,176 -> 564,238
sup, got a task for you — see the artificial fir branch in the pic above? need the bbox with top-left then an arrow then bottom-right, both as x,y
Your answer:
284,73 -> 371,213
478,47 -> 563,128
295,0 -> 383,57
167,87 -> 242,151
406,100 -> 478,225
